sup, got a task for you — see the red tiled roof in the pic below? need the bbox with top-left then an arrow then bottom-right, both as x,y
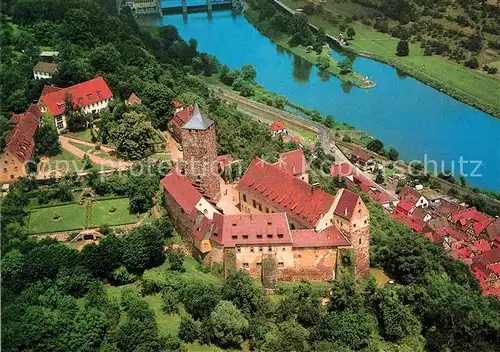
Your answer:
291,226 -> 350,248
161,169 -> 202,215
472,219 -> 493,236
173,100 -> 184,108
275,149 -> 309,176
192,216 -> 213,241
334,188 -> 361,221
485,248 -> 500,264
390,212 -> 424,232
40,77 -> 112,116
473,239 -> 491,254
41,84 -> 62,96
399,185 -> 425,206
5,104 -> 42,162
171,106 -> 193,131
435,200 -> 465,217
269,120 -> 285,132
210,212 -> 292,247
487,263 -> 500,276
238,158 -> 336,227
330,162 -> 355,177
126,92 -> 142,105
396,199 -> 414,214
351,148 -> 372,162
451,207 -> 490,225
487,219 -> 500,240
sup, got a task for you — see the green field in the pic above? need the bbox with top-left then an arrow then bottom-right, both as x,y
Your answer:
280,0 -> 500,117
67,129 -> 93,142
90,198 -> 143,227
28,203 -> 87,234
68,140 -> 95,153
28,198 -> 144,234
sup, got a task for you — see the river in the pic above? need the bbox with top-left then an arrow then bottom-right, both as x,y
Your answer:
153,10 -> 500,190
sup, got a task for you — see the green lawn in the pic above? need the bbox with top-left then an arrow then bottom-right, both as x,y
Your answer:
90,198 -> 143,227
28,203 -> 87,234
69,140 -> 95,153
151,153 -> 171,161
67,129 -> 93,142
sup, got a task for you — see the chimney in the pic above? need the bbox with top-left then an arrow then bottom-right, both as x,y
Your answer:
344,208 -> 348,217
311,183 -> 320,194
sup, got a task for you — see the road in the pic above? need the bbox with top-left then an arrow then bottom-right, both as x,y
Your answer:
213,88 -> 396,201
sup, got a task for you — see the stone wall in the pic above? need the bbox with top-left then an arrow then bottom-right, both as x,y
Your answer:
181,124 -> 220,201
276,247 -> 338,281
347,197 -> 371,279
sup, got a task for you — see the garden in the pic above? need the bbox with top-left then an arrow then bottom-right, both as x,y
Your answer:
27,196 -> 148,234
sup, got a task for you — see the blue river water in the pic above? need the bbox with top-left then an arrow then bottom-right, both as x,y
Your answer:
154,11 -> 500,190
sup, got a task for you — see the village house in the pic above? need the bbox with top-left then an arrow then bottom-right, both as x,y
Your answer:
330,162 -> 392,207
33,62 -> 58,80
0,104 -> 42,183
269,120 -> 287,137
350,148 -> 374,172
125,92 -> 142,105
124,0 -> 161,14
161,104 -> 371,286
168,102 -> 194,143
38,77 -> 113,132
398,185 -> 430,208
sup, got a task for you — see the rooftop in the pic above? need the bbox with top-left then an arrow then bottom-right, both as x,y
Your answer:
160,169 -> 202,215
333,188 -> 362,221
39,77 -> 113,116
34,61 -> 58,73
126,92 -> 142,105
239,158 -> 336,227
292,226 -> 350,248
275,148 -> 309,176
269,120 -> 285,132
5,104 -> 42,162
181,103 -> 214,131
351,148 -> 372,162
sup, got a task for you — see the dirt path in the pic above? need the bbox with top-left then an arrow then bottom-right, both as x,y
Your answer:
59,136 -> 132,170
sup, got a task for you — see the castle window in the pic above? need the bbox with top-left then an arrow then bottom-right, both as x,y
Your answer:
278,262 -> 284,267
267,221 -> 272,225
364,220 -> 367,224
213,232 -> 218,237
268,247 -> 272,252
243,263 -> 249,269
258,204 -> 262,211
290,224 -> 295,230
358,209 -> 361,213
359,238 -> 361,244
259,247 -> 263,252
243,194 -> 247,202
232,223 -> 237,226
257,234 -> 262,239
3,168 -> 6,172
277,234 -> 284,239
267,234 -> 273,239
250,247 -> 254,252
243,235 -> 248,239
256,262 -> 261,267
265,207 -> 269,213
353,224 -> 356,228
232,235 -> 237,240
14,167 -> 18,171
253,200 -> 257,208
10,175 -> 14,179
237,247 -> 241,252
282,248 -> 286,251
87,94 -> 93,100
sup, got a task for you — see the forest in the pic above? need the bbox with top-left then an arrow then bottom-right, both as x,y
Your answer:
1,0 -> 500,351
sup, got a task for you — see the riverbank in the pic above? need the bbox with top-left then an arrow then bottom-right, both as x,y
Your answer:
278,0 -> 500,118
243,8 -> 375,89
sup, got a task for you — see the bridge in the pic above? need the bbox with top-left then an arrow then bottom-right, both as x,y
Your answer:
161,0 -> 239,17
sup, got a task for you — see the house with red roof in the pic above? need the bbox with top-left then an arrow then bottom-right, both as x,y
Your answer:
125,92 -> 142,105
0,104 -> 42,183
274,148 -> 309,182
471,248 -> 500,296
395,199 -> 414,216
38,76 -> 113,132
398,185 -> 429,208
350,148 -> 374,171
450,207 -> 492,238
268,120 -> 287,137
168,104 -> 194,143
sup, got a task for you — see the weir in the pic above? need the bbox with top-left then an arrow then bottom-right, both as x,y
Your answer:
161,0 -> 235,16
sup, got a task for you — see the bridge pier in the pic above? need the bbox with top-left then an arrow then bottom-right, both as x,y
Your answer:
182,0 -> 188,20
207,0 -> 212,18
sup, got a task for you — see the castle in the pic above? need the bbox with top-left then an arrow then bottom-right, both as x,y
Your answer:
161,104 -> 371,285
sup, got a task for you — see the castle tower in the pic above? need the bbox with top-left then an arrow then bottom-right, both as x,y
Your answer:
348,196 -> 371,280
181,103 -> 220,201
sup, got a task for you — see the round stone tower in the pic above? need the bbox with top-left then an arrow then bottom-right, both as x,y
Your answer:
180,103 -> 221,201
